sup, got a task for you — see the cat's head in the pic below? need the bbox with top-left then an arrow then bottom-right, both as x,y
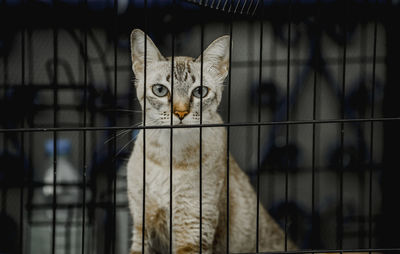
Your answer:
130,29 -> 230,126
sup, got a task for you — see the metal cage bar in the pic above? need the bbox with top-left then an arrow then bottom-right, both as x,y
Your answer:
1,117 -> 400,134
51,0 -> 59,252
142,0 -> 148,252
311,0 -> 321,250
19,1 -> 26,253
284,0 -> 292,250
80,0 -> 88,252
199,7 -> 204,253
170,1 -> 176,251
256,0 -> 264,251
338,0 -> 348,249
112,0 -> 118,252
0,1 -> 397,253
368,0 -> 378,252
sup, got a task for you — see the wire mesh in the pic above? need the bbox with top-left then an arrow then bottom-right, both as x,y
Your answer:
0,0 -> 399,253
183,0 -> 261,16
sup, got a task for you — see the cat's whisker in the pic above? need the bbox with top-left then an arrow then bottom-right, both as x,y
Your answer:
103,108 -> 142,113
106,119 -> 161,149
104,122 -> 144,144
104,129 -> 131,144
118,109 -> 143,113
115,136 -> 137,158
145,119 -> 162,126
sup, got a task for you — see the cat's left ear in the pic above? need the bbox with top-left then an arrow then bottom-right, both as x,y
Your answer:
196,35 -> 230,80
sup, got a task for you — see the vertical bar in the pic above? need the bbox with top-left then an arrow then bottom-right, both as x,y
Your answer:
19,1 -> 25,252
1,0 -> 5,92
358,6 -> 367,248
142,0 -> 148,252
199,14 -> 204,254
2,0 -> 7,153
1,0 -> 8,214
311,0 -> 320,250
338,0 -> 348,250
27,22 -> 34,254
28,28 -> 34,84
112,0 -> 118,253
256,1 -> 264,251
381,0 -> 400,248
311,66 -> 317,250
52,0 -> 59,253
169,1 -> 175,252
285,0 -> 292,251
90,58 -> 97,254
369,1 -> 378,251
226,1 -> 233,252
81,0 -> 88,252
244,22 -> 254,190
66,209 -> 72,254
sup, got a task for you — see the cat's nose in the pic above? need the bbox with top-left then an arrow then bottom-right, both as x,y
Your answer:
174,110 -> 189,120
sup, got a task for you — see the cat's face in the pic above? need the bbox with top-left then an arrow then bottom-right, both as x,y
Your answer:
130,29 -> 230,126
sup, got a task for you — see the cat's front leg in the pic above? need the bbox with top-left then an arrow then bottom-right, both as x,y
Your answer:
130,223 -> 151,254
172,206 -> 218,254
128,189 -> 151,253
172,224 -> 213,254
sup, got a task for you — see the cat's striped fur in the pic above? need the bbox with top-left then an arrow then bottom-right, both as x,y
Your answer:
127,29 -> 296,253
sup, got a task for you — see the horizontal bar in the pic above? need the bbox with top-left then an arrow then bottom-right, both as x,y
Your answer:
0,117 -> 399,133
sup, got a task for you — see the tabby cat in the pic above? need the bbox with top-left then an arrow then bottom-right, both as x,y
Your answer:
127,28 -> 296,253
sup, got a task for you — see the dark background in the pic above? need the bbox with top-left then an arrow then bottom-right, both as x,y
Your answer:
0,0 -> 399,253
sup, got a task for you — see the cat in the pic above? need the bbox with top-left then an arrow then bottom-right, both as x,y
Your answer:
126,28 -> 297,254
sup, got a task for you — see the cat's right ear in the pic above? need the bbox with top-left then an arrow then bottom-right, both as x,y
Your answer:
195,35 -> 230,81
130,29 -> 165,75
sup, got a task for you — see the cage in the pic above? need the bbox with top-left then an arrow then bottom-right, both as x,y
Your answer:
0,0 -> 400,253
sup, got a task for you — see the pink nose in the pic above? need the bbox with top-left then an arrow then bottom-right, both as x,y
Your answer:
174,110 -> 189,120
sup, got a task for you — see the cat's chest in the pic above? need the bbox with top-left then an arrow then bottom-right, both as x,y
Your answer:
128,129 -> 224,204
145,163 -> 171,202
139,161 -> 199,214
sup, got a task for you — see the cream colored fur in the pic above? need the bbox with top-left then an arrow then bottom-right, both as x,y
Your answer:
127,29 -> 296,253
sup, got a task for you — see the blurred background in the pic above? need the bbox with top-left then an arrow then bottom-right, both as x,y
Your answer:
1,0 -> 400,253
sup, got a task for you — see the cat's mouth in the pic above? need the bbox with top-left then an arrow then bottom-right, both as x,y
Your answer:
172,117 -> 185,125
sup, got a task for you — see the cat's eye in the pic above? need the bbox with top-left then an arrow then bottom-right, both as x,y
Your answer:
152,84 -> 169,97
192,86 -> 209,98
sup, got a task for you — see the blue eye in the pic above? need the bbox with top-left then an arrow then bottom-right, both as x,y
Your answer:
152,84 -> 169,97
192,86 -> 209,98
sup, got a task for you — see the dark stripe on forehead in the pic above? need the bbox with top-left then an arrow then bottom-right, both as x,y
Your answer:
175,61 -> 186,75
174,60 -> 189,82
186,60 -> 196,83
166,74 -> 170,82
